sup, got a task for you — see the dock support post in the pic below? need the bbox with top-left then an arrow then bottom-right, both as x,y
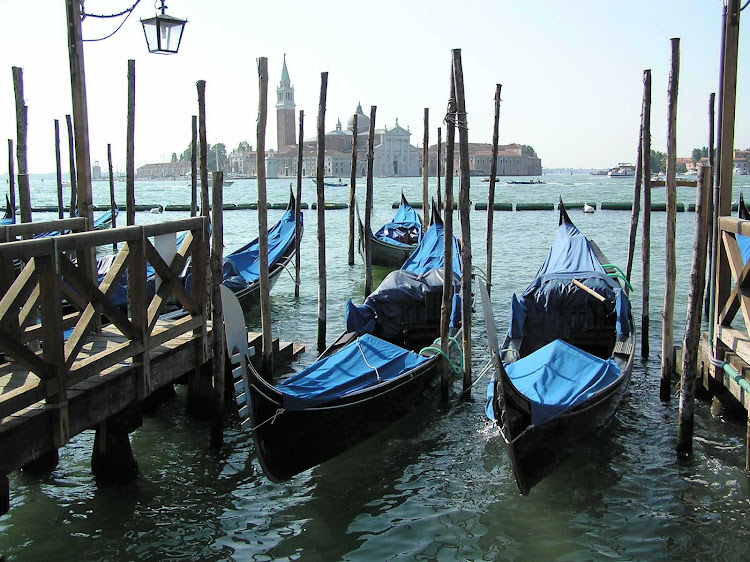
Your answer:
423,108 -> 430,226
440,74 -> 457,400
1,474 -> 8,515
348,113 -> 357,266
7,139 -> 16,223
364,107 -> 376,298
677,164 -> 711,453
316,72 -> 328,353
91,407 -> 141,481
12,67 -> 31,226
22,450 -> 60,474
211,171 -> 225,445
486,84 -> 501,296
641,70 -> 652,357
191,115 -> 198,217
126,59 -> 136,227
661,38 -> 680,401
746,412 -> 750,471
453,49 -> 473,392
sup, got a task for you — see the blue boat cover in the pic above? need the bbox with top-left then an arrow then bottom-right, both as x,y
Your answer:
346,221 -> 462,337
485,339 -> 621,426
373,202 -> 422,248
738,195 -> 750,264
223,207 -> 299,288
278,333 -> 430,411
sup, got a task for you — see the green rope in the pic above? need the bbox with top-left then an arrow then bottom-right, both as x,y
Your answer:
420,336 -> 464,376
601,263 -> 635,292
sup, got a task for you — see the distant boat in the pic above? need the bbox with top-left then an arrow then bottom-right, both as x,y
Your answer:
735,167 -> 749,176
312,178 -> 347,187
607,163 -> 635,178
481,177 -> 499,182
507,179 -> 545,185
583,203 -> 595,213
358,193 -> 423,268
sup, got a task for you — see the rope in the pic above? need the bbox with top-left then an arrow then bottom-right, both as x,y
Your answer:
460,359 -> 493,395
83,0 -> 142,18
280,260 -> 300,286
83,6 -> 137,42
420,335 -> 463,375
357,340 -> 380,380
248,408 -> 285,431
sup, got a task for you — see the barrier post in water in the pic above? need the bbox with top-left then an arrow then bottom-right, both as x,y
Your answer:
364,106 -> 377,298
423,108 -> 430,226
316,72 -> 328,353
486,84 -> 501,296
296,110 -> 304,296
7,139 -> 15,223
625,74 -> 646,292
257,57 -> 273,378
126,60 -> 136,226
107,143 -> 117,250
348,113 -> 358,266
661,38 -> 680,401
210,171 -> 225,444
453,49 -> 473,391
55,121 -> 64,220
12,67 -> 31,226
677,164 -> 711,454
440,76 -> 456,399
65,115 -> 77,217
641,70 -> 652,357
191,115 -> 198,217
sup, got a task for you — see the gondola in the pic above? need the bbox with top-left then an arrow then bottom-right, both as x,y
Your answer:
221,189 -> 301,311
738,192 -> 750,265
245,205 -> 462,482
1,195 -> 12,225
484,200 -> 635,495
93,207 -> 118,230
311,178 -> 347,187
357,193 -> 423,268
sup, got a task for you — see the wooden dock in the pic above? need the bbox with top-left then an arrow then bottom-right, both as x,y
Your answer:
0,216 -> 303,515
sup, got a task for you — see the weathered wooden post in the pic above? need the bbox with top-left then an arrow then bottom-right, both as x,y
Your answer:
65,0 -> 94,230
436,127 -> 442,210
423,108 -> 430,225
486,84 -> 501,296
453,49 -> 473,391
6,140 -> 15,223
55,121 -> 64,220
364,107 -> 376,298
440,76 -> 457,398
12,67 -> 31,225
348,113 -> 358,266
210,170 -> 225,445
191,115 -> 198,217
198,81 -> 209,219
625,83 -> 645,292
641,70 -> 652,357
257,57 -> 273,378
65,115 -> 77,217
677,164 -> 711,453
126,59 -> 136,226
107,143 -> 117,250
661,38 -> 680,400
295,109 -> 304,296
704,93 -> 716,318
316,72 -> 329,353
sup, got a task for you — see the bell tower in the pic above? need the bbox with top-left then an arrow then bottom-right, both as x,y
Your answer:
276,54 -> 296,150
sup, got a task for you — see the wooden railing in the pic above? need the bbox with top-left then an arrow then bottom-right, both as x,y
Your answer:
0,217 -> 209,448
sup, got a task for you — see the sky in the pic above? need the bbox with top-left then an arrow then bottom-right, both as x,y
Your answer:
0,0 -> 747,174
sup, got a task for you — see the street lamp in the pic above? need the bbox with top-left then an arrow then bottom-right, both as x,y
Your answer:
141,1 -> 187,54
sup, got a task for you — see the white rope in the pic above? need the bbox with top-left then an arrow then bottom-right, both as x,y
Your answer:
248,408 -> 285,431
357,340 -> 380,381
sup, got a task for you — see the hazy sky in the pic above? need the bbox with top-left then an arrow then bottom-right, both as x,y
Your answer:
0,0 -> 746,174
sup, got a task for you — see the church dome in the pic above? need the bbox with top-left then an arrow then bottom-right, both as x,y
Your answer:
346,102 -> 370,134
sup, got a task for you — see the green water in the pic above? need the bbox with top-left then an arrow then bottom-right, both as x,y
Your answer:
1,174 -> 749,560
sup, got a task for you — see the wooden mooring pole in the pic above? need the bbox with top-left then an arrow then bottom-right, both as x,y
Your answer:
65,115 -> 77,217
348,113 -> 357,266
107,143 -> 117,250
677,164 -> 711,454
191,115 -> 198,217
7,139 -> 16,223
704,93 -> 717,319
257,57 -> 273,377
423,108 -> 430,226
625,97 -> 644,293
440,75 -> 457,399
296,110 -> 304,295
453,49 -> 473,392
641,70 -> 652,357
661,38 -> 680,400
126,60 -> 136,226
210,170 -> 225,445
486,84 -> 501,296
364,106 -> 376,298
12,66 -> 31,225
316,72 -> 328,353
436,127 -> 442,210
55,121 -> 64,220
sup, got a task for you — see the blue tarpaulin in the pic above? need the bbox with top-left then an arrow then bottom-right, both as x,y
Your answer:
279,333 -> 430,411
486,339 -> 621,426
373,202 -> 422,248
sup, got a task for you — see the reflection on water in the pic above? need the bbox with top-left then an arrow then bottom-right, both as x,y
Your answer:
2,175 -> 750,560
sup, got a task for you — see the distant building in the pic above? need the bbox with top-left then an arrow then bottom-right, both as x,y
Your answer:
427,143 -> 542,176
136,161 -> 190,179
227,148 -> 258,177
92,161 -> 102,180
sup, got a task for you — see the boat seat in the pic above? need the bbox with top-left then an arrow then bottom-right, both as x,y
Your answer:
220,285 -> 255,432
